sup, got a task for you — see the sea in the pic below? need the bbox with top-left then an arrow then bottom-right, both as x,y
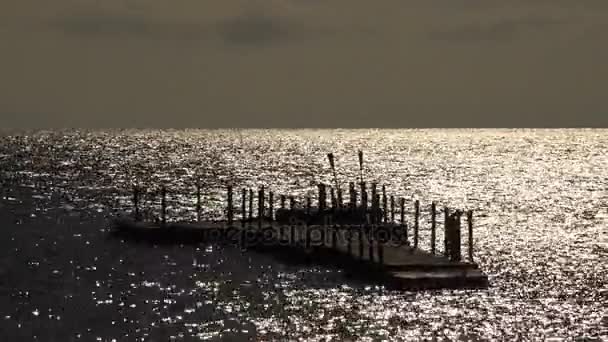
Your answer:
0,129 -> 606,341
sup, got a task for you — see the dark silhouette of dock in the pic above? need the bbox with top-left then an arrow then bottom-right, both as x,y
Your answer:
112,178 -> 488,290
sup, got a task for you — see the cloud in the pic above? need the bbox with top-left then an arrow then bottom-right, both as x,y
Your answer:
428,15 -> 565,42
52,7 -> 321,46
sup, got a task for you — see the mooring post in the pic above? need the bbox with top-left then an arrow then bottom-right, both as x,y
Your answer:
431,202 -> 437,254
306,196 -> 311,218
132,185 -> 140,222
227,185 -> 233,226
196,179 -> 201,223
400,197 -> 407,243
241,188 -> 246,227
318,183 -> 326,215
337,188 -> 343,210
289,196 -> 295,211
349,182 -> 356,211
161,185 -> 167,226
444,207 -> 450,257
382,185 -> 387,223
390,195 -> 395,223
330,187 -> 337,211
268,191 -> 274,221
360,182 -> 368,222
280,195 -> 286,209
371,183 -> 377,215
258,186 -> 264,229
453,211 -> 462,262
468,210 -> 474,262
414,200 -> 420,249
375,194 -> 381,224
248,189 -> 253,225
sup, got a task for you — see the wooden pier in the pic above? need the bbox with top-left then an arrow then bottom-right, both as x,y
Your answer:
112,180 -> 489,291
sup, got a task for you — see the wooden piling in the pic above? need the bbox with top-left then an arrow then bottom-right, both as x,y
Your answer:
360,182 -> 368,221
227,185 -> 233,226
248,189 -> 253,224
390,195 -> 395,223
452,212 -> 462,262
241,188 -> 246,227
468,210 -> 474,262
400,197 -> 407,243
431,202 -> 437,254
318,183 -> 326,214
280,195 -> 286,209
444,207 -> 449,257
161,186 -> 167,226
132,186 -> 140,222
349,182 -> 356,211
258,186 -> 264,229
268,191 -> 274,221
196,179 -> 201,223
414,200 -> 420,249
337,188 -> 343,209
382,185 -> 387,223
330,187 -> 337,211
306,196 -> 311,218
289,196 -> 295,211
375,194 -> 382,224
371,183 -> 377,212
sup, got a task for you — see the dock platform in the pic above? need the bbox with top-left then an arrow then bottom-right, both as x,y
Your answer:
111,217 -> 489,290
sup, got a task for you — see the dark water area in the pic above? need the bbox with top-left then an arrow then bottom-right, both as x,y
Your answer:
0,129 -> 606,341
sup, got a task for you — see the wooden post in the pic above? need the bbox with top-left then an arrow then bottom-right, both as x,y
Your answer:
330,187 -> 337,211
360,182 -> 367,222
132,186 -> 140,222
414,200 -> 420,249
431,202 -> 436,254
227,185 -> 233,226
444,207 -> 449,257
318,183 -> 326,214
468,210 -> 474,262
196,179 -> 201,223
382,185 -> 387,223
400,197 -> 407,243
258,186 -> 264,229
349,182 -> 356,211
280,195 -> 286,209
306,196 -> 311,219
241,188 -> 246,227
390,195 -> 395,223
453,211 -> 462,262
161,186 -> 167,226
248,189 -> 253,224
375,194 -> 381,224
289,196 -> 295,211
371,183 -> 377,215
268,191 -> 274,221
337,188 -> 343,210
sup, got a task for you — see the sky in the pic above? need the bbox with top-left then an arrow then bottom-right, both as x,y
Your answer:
1,0 -> 607,128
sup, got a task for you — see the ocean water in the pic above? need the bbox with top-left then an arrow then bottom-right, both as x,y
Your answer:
0,129 -> 606,341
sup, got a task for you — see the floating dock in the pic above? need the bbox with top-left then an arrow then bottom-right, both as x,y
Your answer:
112,151 -> 488,290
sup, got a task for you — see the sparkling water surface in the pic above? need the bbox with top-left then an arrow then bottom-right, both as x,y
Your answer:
0,129 -> 606,341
